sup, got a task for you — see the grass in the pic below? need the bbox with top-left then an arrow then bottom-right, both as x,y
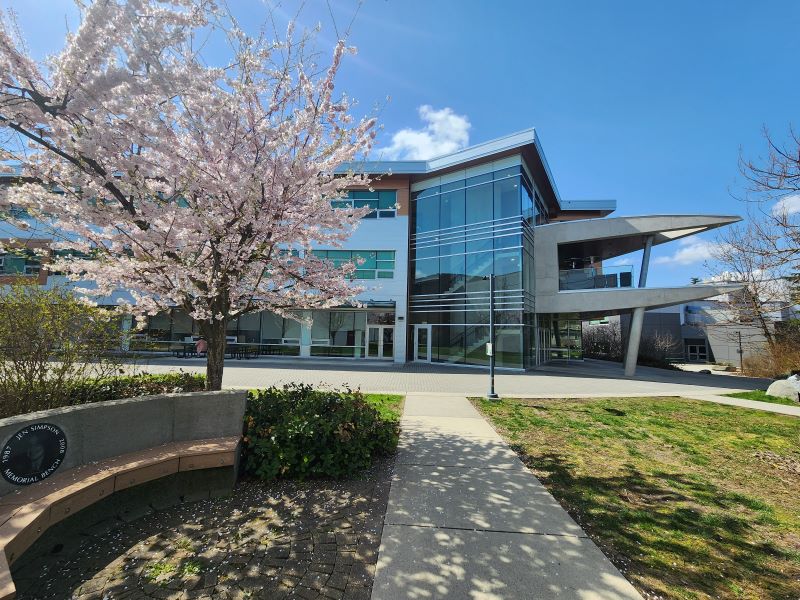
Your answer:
142,561 -> 176,583
180,559 -> 203,577
473,396 -> 800,600
363,393 -> 404,421
725,389 -> 799,406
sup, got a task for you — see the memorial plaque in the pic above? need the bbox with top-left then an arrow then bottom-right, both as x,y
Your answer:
1,423 -> 67,486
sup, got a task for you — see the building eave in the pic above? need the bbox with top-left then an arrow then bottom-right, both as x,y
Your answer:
337,128 -> 615,217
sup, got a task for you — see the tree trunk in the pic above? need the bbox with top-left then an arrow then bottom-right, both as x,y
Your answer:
200,319 -> 227,391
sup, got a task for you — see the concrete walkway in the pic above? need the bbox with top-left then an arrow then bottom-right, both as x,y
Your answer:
371,393 -> 643,600
137,356 -> 769,397
682,393 -> 800,417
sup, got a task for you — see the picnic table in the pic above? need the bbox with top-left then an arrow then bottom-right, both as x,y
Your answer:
224,342 -> 260,360
144,340 -> 276,360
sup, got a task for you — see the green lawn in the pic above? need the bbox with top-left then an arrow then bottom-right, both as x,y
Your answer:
474,396 -> 800,600
363,393 -> 404,422
725,389 -> 799,406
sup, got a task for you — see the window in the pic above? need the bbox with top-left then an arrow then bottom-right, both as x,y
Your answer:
0,252 -> 41,276
311,311 -> 367,357
465,181 -> 493,225
494,177 -> 521,220
312,250 -> 395,280
332,190 -> 397,218
414,194 -> 439,233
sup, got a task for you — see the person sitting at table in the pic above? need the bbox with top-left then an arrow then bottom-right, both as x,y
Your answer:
195,337 -> 208,357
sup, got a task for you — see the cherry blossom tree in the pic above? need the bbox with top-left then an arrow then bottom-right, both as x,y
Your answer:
0,1 -> 376,390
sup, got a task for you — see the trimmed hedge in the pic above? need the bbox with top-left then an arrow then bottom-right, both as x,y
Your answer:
0,372 -> 207,418
243,384 -> 399,480
66,372 -> 207,405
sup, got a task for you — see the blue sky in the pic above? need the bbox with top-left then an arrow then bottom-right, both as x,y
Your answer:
3,0 -> 799,287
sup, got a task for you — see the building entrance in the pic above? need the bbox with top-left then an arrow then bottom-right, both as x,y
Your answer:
414,325 -> 432,362
367,326 -> 394,360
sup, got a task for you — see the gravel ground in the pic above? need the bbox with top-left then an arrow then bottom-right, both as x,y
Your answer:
12,458 -> 393,600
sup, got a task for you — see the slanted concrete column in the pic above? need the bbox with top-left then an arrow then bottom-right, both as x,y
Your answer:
638,235 -> 654,288
624,306 -> 645,376
624,235 -> 655,376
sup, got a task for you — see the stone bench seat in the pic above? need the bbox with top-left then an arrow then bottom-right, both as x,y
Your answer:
0,436 -> 240,600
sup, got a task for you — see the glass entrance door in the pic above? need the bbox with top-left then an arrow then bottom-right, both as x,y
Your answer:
367,326 -> 394,360
686,344 -> 707,362
414,325 -> 432,362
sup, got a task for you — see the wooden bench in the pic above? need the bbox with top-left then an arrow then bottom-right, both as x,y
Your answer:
0,436 -> 240,600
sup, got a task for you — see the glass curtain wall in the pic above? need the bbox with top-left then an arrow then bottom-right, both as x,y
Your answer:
310,311 -> 367,357
141,309 -> 302,355
410,164 -> 541,369
537,314 -> 583,361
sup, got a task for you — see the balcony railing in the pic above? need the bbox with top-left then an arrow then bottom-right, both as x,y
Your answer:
559,265 -> 634,291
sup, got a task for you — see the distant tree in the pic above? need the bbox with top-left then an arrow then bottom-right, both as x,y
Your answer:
712,216 -> 792,348
734,126 -> 800,269
709,126 -> 800,374
0,279 -> 123,417
0,1 -> 376,390
740,126 -> 800,257
690,277 -> 701,285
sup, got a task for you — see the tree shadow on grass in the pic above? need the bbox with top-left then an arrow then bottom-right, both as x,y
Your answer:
512,447 -> 799,600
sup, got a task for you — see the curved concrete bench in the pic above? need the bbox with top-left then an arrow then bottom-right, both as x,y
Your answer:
0,390 -> 246,600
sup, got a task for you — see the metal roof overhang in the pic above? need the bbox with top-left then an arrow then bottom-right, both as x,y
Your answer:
337,128 -> 616,219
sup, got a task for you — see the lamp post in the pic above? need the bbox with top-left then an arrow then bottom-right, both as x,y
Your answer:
486,274 -> 499,400
737,330 -> 744,373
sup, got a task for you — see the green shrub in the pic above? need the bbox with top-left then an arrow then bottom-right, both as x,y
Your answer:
0,279 -> 125,417
0,372 -> 206,418
66,372 -> 207,405
243,384 -> 399,480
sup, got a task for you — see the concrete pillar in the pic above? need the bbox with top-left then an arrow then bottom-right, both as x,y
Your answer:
624,306 -> 645,376
120,314 -> 133,351
624,235 -> 655,376
393,314 -> 406,363
639,235 -> 654,288
299,311 -> 312,358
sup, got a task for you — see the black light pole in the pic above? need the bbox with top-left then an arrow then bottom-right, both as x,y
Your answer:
487,274 -> 499,400
737,330 -> 744,373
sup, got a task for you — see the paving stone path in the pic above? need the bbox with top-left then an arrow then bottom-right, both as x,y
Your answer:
12,459 -> 392,600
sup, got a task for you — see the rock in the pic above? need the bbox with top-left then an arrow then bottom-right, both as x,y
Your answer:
766,379 -> 800,402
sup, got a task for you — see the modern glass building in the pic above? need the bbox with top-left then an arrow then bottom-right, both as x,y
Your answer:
1,128 -> 742,374
408,159 -> 538,369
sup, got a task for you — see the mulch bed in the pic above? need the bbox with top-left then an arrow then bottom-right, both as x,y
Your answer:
12,457 -> 394,600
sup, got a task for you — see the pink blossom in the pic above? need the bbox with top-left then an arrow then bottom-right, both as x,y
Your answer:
0,1 -> 376,389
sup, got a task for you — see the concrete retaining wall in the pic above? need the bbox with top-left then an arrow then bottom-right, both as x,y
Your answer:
0,390 -> 246,496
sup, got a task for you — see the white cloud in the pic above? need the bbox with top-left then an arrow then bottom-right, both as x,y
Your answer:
771,193 -> 800,217
380,105 -> 471,160
652,238 -> 726,266
609,257 -> 634,267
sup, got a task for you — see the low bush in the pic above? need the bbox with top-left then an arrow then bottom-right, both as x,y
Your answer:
67,372 -> 207,406
0,372 -> 207,418
743,341 -> 800,378
0,280 -> 125,417
243,384 -> 400,480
